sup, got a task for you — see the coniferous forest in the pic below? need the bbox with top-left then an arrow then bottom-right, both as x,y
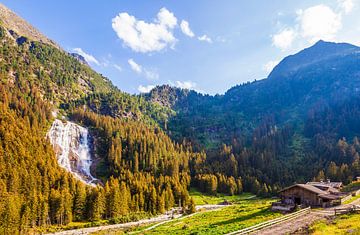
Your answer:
2,3 -> 360,234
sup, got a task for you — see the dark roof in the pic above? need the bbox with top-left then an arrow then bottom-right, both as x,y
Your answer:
318,193 -> 348,200
280,184 -> 328,195
306,181 -> 343,188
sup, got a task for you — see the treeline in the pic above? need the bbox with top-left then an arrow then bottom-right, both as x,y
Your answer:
312,138 -> 360,184
194,174 -> 242,195
0,79 -> 74,233
71,109 -> 206,178
71,108 -> 205,203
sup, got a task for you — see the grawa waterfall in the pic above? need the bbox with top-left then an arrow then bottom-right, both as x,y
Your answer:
48,119 -> 97,185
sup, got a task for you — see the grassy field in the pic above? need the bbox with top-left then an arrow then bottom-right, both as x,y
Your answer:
343,194 -> 360,205
189,188 -> 255,205
90,190 -> 279,235
311,213 -> 360,234
138,198 -> 280,234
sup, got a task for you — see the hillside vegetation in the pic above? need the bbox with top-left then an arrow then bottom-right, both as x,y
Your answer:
2,3 -> 360,233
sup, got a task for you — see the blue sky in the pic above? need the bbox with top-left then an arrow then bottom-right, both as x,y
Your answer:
2,0 -> 360,94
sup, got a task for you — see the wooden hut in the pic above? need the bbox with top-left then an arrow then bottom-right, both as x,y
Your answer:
275,183 -> 349,209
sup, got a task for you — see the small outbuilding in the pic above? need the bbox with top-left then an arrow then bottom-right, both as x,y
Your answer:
272,182 -> 350,211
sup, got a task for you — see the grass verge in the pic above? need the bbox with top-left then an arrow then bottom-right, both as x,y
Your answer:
311,212 -> 360,234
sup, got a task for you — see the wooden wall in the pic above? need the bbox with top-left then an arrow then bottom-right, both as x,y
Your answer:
280,186 -> 320,206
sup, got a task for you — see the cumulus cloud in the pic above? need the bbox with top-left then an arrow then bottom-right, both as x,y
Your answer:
174,80 -> 197,89
128,59 -> 159,80
180,20 -> 195,37
73,48 -> 100,65
157,7 -> 177,28
338,0 -> 354,14
264,60 -> 280,73
272,0 -> 358,50
144,70 -> 159,80
298,4 -> 342,43
198,34 -> 212,43
272,29 -> 296,50
138,85 -> 155,93
112,8 -> 177,53
113,64 -> 123,72
128,59 -> 142,73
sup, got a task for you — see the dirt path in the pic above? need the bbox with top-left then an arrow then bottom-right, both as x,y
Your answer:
45,205 -> 229,235
44,212 -> 179,235
252,198 -> 360,235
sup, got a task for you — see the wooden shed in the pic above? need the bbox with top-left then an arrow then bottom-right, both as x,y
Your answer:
278,183 -> 348,208
280,184 -> 325,207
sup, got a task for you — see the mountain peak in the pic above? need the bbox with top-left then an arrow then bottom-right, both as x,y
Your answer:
268,40 -> 360,79
0,3 -> 59,49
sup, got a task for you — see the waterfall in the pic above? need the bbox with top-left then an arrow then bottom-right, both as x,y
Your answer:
48,119 -> 97,185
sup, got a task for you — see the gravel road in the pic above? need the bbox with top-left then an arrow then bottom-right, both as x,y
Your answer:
252,198 -> 360,235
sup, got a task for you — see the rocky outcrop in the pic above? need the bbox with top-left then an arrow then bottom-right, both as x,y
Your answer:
0,3 -> 60,49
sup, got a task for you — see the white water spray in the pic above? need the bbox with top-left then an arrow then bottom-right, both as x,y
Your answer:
48,119 -> 97,185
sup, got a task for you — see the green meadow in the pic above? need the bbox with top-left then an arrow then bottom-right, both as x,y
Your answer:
311,213 -> 360,235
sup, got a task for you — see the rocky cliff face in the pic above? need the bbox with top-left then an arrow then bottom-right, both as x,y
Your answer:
0,3 -> 59,48
48,119 -> 98,185
70,53 -> 89,66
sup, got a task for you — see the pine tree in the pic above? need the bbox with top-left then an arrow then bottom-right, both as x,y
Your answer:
73,182 -> 86,221
188,197 -> 196,214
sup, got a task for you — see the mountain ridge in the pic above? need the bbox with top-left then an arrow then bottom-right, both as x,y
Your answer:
0,3 -> 60,49
268,40 -> 360,80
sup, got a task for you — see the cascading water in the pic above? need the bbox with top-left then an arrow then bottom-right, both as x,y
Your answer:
48,119 -> 97,185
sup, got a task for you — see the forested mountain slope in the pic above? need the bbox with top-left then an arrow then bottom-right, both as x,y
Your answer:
2,2 -> 360,233
146,40 -> 360,192
0,5 -> 207,233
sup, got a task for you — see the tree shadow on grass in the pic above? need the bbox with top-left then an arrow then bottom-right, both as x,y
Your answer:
211,208 -> 272,227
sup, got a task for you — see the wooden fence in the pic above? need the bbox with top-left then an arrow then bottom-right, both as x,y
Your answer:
335,206 -> 360,216
225,207 -> 311,235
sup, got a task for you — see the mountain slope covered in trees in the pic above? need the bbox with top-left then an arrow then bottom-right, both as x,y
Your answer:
2,2 -> 360,233
145,40 -> 360,190
0,5 -> 206,233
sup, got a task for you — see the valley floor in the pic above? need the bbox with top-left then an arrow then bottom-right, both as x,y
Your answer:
40,191 -> 360,235
88,192 -> 279,235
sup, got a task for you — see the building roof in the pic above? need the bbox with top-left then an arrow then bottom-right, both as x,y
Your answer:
318,193 -> 348,200
306,181 -> 343,188
306,183 -> 340,193
280,184 -> 328,195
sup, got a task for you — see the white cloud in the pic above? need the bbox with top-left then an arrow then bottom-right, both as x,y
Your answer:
157,7 -> 177,28
112,8 -> 177,53
338,0 -> 354,14
144,70 -> 159,80
128,59 -> 159,80
113,64 -> 122,72
174,80 -> 196,89
198,34 -> 213,43
73,48 -> 100,65
264,60 -> 280,73
138,85 -> 155,93
272,28 -> 296,50
272,1 -> 357,50
180,20 -> 195,37
128,59 -> 142,74
298,4 -> 342,43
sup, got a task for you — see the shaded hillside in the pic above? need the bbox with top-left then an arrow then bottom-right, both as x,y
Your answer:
148,40 -> 360,149
145,41 -> 360,193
